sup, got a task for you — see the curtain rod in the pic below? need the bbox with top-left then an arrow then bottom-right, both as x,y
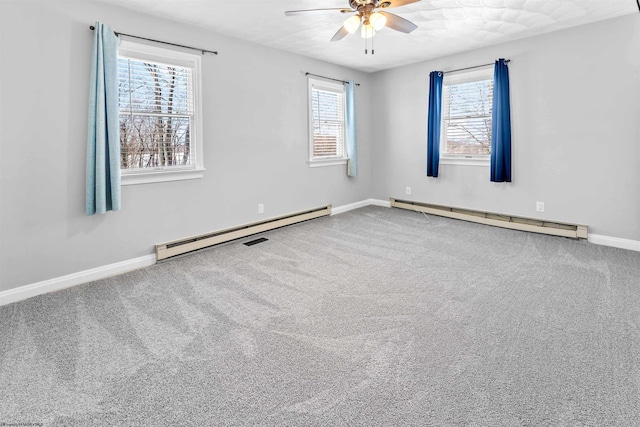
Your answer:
444,59 -> 510,74
89,25 -> 218,55
305,72 -> 360,86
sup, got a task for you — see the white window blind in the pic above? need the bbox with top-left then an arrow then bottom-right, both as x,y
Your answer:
118,56 -> 195,170
310,85 -> 345,159
442,78 -> 493,156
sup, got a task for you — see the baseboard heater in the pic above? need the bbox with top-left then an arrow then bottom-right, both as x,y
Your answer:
155,205 -> 332,261
390,198 -> 588,239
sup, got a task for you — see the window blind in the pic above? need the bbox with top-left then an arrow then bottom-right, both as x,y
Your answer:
311,86 -> 345,158
118,57 -> 194,169
443,79 -> 493,155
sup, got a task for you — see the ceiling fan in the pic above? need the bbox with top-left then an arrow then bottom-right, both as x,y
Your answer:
284,0 -> 421,42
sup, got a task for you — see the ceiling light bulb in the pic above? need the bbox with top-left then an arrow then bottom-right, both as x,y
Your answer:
344,15 -> 361,34
369,12 -> 387,31
360,24 -> 376,39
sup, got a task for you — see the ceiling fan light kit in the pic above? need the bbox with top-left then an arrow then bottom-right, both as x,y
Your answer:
344,15 -> 361,33
369,12 -> 387,31
285,0 -> 420,53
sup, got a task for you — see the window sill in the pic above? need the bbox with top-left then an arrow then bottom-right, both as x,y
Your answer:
307,159 -> 348,168
121,168 -> 205,186
440,156 -> 490,167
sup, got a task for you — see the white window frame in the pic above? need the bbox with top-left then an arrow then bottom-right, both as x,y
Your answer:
118,40 -> 205,185
440,67 -> 493,167
307,77 -> 348,167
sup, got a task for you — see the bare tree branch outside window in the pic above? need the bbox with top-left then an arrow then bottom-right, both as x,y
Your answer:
443,79 -> 493,155
118,57 -> 193,170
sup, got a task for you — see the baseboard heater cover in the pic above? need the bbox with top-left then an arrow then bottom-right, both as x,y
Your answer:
156,205 -> 332,261
390,199 -> 587,239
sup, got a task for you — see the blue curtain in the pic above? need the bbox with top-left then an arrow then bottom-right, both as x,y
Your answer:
345,80 -> 357,177
490,59 -> 512,182
86,22 -> 121,215
427,71 -> 443,177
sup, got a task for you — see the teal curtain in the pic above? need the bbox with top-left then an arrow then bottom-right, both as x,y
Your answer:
490,59 -> 512,182
86,22 -> 121,215
345,80 -> 357,177
427,71 -> 443,177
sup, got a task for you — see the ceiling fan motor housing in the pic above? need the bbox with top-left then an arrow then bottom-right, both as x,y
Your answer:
349,0 -> 388,25
349,0 -> 388,10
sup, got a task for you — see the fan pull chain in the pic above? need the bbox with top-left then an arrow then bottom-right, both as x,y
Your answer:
362,26 -> 375,55
364,28 -> 367,55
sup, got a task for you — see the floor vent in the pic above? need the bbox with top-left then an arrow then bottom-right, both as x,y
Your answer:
156,205 -> 331,261
244,238 -> 269,246
390,198 -> 588,239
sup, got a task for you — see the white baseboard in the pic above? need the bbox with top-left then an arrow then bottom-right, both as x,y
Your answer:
0,254 -> 156,307
332,198 -> 390,215
5,200 -> 634,307
2,199 -> 387,306
3,199 -> 391,307
368,198 -> 392,208
588,234 -> 640,252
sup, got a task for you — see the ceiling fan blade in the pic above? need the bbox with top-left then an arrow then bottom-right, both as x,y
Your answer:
382,0 -> 421,8
379,11 -> 418,33
331,26 -> 350,41
285,8 -> 352,17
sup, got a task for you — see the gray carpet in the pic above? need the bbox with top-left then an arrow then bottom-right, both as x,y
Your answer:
1,206 -> 639,426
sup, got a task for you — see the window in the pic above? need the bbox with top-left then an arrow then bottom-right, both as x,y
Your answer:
307,78 -> 347,167
441,68 -> 493,165
118,40 -> 204,185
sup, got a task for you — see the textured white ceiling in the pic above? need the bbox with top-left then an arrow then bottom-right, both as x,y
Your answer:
99,0 -> 637,72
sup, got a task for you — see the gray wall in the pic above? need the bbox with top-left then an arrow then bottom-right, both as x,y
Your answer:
1,1 -> 638,294
0,1 -> 373,291
371,15 -> 640,242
